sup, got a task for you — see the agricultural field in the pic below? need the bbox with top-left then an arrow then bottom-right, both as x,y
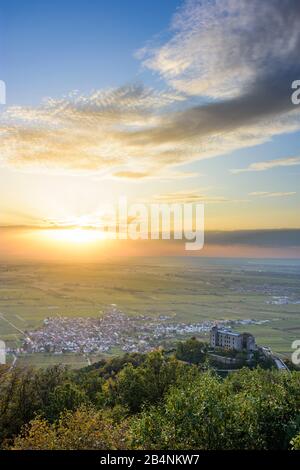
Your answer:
0,257 -> 299,366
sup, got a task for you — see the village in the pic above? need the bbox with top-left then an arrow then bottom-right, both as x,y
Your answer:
17,306 -> 269,355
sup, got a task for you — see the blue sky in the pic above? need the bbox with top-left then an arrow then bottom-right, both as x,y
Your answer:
2,0 -> 181,104
0,0 -> 299,259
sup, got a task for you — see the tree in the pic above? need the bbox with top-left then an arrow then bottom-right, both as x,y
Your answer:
0,365 -> 69,445
131,368 -> 300,450
46,382 -> 88,420
2,351 -> 300,450
176,337 -> 206,364
10,406 -> 130,450
103,350 -> 189,413
291,432 -> 300,450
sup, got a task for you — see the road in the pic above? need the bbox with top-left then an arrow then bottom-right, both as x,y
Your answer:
261,346 -> 289,371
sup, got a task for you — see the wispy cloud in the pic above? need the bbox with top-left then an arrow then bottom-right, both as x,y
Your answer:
151,189 -> 227,204
0,1 -> 299,177
231,156 -> 300,174
139,0 -> 300,98
249,191 -> 296,198
108,169 -> 201,181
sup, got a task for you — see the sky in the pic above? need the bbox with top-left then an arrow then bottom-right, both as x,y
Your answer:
0,0 -> 300,259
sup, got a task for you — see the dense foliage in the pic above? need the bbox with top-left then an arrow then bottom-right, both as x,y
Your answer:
0,341 -> 299,450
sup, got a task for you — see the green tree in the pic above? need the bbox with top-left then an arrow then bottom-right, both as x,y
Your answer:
176,337 -> 206,364
131,368 -> 300,450
0,365 -> 69,445
291,432 -> 300,450
46,382 -> 88,420
10,406 -> 130,450
104,350 -> 189,413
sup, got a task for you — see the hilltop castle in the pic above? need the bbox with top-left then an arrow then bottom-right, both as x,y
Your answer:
210,326 -> 256,352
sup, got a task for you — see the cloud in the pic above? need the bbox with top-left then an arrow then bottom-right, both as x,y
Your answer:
151,189 -> 227,204
150,189 -> 252,205
231,156 -> 300,174
249,191 -> 296,198
132,0 -> 300,149
139,0 -> 300,98
0,85 -> 183,174
1,225 -> 299,250
205,229 -> 300,247
108,169 -> 200,181
0,1 -> 300,177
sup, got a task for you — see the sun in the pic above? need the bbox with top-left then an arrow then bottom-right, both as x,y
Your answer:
42,228 -> 107,245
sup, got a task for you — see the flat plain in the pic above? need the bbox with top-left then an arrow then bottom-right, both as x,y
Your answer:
0,257 -> 299,366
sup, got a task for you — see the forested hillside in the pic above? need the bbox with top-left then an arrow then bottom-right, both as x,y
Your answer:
1,340 -> 300,450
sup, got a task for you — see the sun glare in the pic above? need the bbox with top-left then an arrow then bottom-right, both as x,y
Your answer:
43,228 -> 107,245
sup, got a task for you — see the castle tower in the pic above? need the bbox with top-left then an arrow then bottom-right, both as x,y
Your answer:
210,325 -> 218,348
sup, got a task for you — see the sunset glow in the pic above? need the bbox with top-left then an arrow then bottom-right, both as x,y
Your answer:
0,0 -> 299,259
41,228 -> 107,245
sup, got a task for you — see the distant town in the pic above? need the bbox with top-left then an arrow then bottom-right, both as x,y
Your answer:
12,306 -> 270,356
